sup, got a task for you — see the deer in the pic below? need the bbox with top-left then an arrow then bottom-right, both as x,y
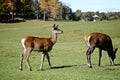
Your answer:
20,24 -> 63,71
84,32 -> 118,68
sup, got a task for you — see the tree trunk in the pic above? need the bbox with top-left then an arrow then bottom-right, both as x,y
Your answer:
43,10 -> 46,21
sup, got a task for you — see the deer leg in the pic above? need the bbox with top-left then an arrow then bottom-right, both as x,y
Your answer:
25,48 -> 32,71
98,49 -> 102,66
40,53 -> 45,70
109,56 -> 115,66
86,46 -> 95,68
86,48 -> 92,68
20,52 -> 24,71
46,53 -> 52,69
109,56 -> 114,66
110,59 -> 114,66
20,49 -> 26,71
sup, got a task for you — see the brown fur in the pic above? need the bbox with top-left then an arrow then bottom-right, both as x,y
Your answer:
20,24 -> 63,71
24,36 -> 53,52
84,32 -> 118,68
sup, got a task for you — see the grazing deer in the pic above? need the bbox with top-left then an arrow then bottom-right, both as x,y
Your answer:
84,32 -> 118,68
20,24 -> 63,71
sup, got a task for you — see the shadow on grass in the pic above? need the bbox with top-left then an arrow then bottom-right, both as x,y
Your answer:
104,64 -> 120,67
115,64 -> 120,66
37,64 -> 85,71
52,65 -> 81,69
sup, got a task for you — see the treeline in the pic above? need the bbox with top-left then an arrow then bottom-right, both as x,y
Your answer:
0,0 -> 120,22
73,10 -> 120,21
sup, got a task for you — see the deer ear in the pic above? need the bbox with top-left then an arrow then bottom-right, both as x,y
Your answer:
114,48 -> 118,54
53,24 -> 56,28
56,25 -> 59,28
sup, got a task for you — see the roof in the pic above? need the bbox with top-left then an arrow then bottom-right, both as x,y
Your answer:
93,14 -> 99,18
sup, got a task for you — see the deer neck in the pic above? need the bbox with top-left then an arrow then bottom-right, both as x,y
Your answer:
51,32 -> 57,44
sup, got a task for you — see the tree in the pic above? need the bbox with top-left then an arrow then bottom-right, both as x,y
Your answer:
0,0 -> 13,22
82,12 -> 94,21
74,10 -> 82,20
59,2 -> 63,20
99,12 -> 107,21
31,0 -> 40,19
40,0 -> 49,21
48,0 -> 60,20
62,4 -> 72,20
40,0 -> 61,20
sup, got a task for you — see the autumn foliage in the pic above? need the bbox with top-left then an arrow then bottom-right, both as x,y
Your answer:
0,0 -> 120,22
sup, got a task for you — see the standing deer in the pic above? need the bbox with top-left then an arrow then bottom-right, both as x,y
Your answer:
84,32 -> 118,68
20,24 -> 63,71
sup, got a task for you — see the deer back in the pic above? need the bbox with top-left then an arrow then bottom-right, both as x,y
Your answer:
85,33 -> 113,51
24,36 -> 53,52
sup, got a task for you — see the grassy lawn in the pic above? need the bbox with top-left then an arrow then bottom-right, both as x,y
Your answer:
0,20 -> 120,80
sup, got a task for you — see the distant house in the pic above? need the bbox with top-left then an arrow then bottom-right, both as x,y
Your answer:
93,14 -> 99,22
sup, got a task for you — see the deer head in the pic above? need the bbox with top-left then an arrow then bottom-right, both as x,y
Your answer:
52,24 -> 63,34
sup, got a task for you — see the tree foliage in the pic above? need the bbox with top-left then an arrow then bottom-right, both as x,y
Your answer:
31,0 -> 40,19
0,0 -> 120,22
49,0 -> 60,20
62,4 -> 72,20
74,10 -> 82,20
40,0 -> 61,20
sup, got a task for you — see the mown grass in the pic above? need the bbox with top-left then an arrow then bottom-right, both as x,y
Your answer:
0,20 -> 120,80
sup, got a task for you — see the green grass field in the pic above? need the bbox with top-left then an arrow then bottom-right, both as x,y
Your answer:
0,20 -> 120,80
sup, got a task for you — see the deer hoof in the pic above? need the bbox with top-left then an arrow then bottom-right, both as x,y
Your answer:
20,68 -> 23,71
29,68 -> 32,71
88,65 -> 92,68
40,69 -> 44,71
89,66 -> 92,68
88,64 -> 92,68
50,66 -> 53,69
